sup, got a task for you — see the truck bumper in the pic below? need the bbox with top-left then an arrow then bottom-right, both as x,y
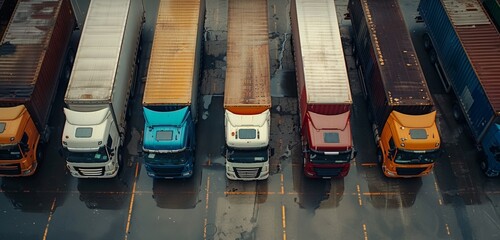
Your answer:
0,160 -> 38,177
67,163 -> 118,178
226,161 -> 269,181
144,162 -> 194,179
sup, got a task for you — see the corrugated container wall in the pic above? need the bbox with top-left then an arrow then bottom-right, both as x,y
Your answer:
349,0 -> 434,128
419,0 -> 500,141
64,0 -> 142,114
143,0 -> 205,118
0,0 -> 75,131
224,0 -> 271,115
291,0 -> 352,127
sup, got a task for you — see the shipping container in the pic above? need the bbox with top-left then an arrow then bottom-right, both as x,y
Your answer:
419,0 -> 500,176
350,0 -> 434,130
224,0 -> 271,115
0,0 -> 75,132
420,0 -> 500,143
143,0 -> 203,120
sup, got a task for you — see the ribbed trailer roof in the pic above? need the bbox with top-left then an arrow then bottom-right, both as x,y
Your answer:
442,0 -> 500,111
224,0 -> 271,108
65,0 -> 130,101
143,0 -> 201,106
295,0 -> 351,104
0,0 -> 62,100
361,0 -> 433,106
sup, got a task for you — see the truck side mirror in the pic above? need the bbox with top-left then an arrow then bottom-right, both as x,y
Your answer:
270,148 -> 275,157
352,150 -> 358,159
220,146 -> 226,157
388,149 -> 395,159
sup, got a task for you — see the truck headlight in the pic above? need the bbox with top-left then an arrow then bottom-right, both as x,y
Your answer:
262,164 -> 269,173
226,165 -> 234,172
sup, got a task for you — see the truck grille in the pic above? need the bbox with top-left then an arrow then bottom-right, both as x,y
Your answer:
0,163 -> 21,175
396,167 -> 427,176
313,167 -> 342,177
149,166 -> 184,178
234,167 -> 261,179
75,167 -> 105,176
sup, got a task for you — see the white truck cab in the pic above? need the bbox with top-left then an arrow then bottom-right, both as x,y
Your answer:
63,107 -> 121,178
225,109 -> 270,180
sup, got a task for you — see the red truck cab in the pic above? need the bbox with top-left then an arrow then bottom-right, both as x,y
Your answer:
302,111 -> 355,178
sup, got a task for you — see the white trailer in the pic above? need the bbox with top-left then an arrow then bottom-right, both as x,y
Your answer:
62,0 -> 144,178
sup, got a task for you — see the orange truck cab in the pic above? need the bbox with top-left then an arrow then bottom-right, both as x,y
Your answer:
378,111 -> 440,177
0,106 -> 41,176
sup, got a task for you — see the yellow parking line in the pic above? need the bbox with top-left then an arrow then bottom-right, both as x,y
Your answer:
42,198 -> 57,240
363,224 -> 368,240
124,163 -> 140,240
356,185 -> 363,206
281,174 -> 285,195
281,205 -> 287,240
204,176 -> 211,240
224,191 -> 277,195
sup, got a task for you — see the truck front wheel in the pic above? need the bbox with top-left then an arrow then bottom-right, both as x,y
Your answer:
481,159 -> 499,177
36,144 -> 44,163
423,34 -> 432,51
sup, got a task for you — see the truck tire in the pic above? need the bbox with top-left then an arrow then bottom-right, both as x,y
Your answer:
429,49 -> 437,64
452,103 -> 464,123
423,34 -> 432,51
480,159 -> 498,177
36,144 -> 44,163
376,148 -> 382,163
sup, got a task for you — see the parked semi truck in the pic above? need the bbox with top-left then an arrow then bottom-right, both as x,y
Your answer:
224,0 -> 271,180
482,0 -> 500,30
142,0 -> 205,179
419,0 -> 500,177
349,0 -> 441,178
0,0 -> 75,176
62,0 -> 143,178
290,0 -> 355,178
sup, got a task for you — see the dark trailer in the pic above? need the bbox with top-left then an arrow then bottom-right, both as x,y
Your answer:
349,0 -> 435,129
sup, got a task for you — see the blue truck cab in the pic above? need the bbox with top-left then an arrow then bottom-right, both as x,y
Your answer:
480,124 -> 500,177
143,107 -> 195,179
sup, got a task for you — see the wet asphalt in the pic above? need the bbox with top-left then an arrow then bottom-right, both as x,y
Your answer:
1,0 -> 499,239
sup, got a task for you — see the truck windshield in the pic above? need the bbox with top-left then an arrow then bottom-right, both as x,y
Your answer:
0,144 -> 23,160
394,149 -> 439,164
309,149 -> 352,164
65,147 -> 109,163
144,151 -> 189,165
226,147 -> 268,163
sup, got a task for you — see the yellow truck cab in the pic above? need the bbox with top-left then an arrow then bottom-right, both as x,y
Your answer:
0,106 -> 41,176
379,111 -> 440,177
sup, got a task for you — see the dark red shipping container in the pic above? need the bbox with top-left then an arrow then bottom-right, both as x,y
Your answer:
0,0 -> 75,132
349,0 -> 434,130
